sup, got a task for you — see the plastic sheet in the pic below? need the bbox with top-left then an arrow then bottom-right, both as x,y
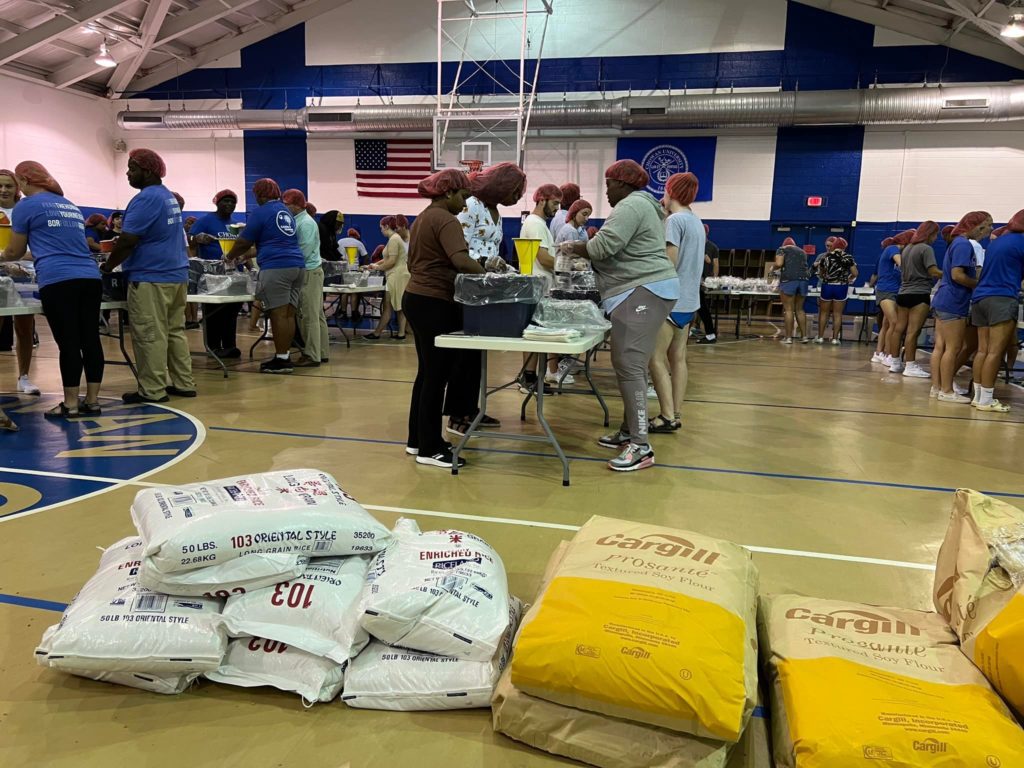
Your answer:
188,258 -> 225,293
322,261 -> 348,286
0,262 -> 35,282
704,276 -> 779,292
198,273 -> 253,296
343,271 -> 368,287
0,275 -> 24,308
530,298 -> 611,332
454,273 -> 545,306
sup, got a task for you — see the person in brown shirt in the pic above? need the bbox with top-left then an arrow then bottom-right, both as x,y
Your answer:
404,169 -> 486,469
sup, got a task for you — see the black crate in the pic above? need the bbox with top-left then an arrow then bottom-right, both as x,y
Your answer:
102,272 -> 128,301
462,301 -> 536,337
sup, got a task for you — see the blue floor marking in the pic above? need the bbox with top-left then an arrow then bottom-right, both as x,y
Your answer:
0,593 -> 67,612
208,426 -> 1024,499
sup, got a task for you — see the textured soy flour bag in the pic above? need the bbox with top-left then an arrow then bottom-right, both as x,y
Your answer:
206,637 -> 344,704
219,555 -> 371,663
343,597 -> 522,710
130,469 -> 391,574
761,593 -> 1024,768
511,516 -> 759,742
360,519 -> 511,661
934,488 -> 1024,716
35,537 -> 226,675
138,552 -> 310,597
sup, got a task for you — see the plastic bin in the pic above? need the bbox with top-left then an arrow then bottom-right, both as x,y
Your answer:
102,271 -> 128,301
462,302 -> 537,337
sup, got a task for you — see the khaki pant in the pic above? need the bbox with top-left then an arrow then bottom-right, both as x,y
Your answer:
128,281 -> 195,399
297,266 -> 330,362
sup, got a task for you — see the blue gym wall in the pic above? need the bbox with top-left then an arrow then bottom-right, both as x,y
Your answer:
135,1 -> 1022,277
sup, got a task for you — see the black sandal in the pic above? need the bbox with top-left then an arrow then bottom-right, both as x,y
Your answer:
79,401 -> 102,416
45,402 -> 79,419
649,415 -> 678,434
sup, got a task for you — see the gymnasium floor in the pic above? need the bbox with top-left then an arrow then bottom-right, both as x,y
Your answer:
1,318 -> 1022,766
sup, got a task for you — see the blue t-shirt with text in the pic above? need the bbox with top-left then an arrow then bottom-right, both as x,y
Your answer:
240,201 -> 304,270
11,193 -> 99,289
932,236 -> 976,316
121,184 -> 188,283
190,213 -> 236,260
875,245 -> 901,293
973,232 -> 1024,302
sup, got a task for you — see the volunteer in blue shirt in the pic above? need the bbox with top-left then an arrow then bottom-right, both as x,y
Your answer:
869,236 -> 902,365
190,189 -> 243,358
83,213 -> 109,253
930,211 -> 991,403
101,148 -> 195,404
970,210 -> 1024,412
1,161 -> 103,420
282,187 -> 328,368
223,178 -> 305,374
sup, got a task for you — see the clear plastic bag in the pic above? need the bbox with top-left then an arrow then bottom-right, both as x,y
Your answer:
454,273 -> 546,306
531,298 -> 611,332
0,262 -> 35,282
198,273 -> 253,296
0,276 -> 24,308
188,259 -> 226,294
343,271 -> 368,287
322,261 -> 348,286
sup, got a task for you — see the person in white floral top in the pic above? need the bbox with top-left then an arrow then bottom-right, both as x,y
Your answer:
457,162 -> 527,268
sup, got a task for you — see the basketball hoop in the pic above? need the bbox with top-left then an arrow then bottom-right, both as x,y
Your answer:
460,159 -> 485,174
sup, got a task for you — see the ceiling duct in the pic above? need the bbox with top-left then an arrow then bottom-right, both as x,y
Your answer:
117,84 -> 1024,133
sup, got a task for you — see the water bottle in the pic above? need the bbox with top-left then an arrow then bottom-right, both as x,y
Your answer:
555,250 -> 572,291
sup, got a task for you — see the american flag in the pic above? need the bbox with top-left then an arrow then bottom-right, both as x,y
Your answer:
355,139 -> 433,198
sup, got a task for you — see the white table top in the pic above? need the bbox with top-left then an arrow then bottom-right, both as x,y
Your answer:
323,285 -> 384,295
187,293 -> 255,304
0,299 -> 127,316
437,329 -> 606,354
707,288 -> 876,300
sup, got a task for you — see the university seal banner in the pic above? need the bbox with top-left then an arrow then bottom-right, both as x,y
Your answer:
615,137 -> 716,201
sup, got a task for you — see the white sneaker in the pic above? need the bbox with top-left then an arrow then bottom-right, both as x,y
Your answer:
871,351 -> 884,364
646,385 -> 658,399
781,337 -> 793,345
17,375 -> 40,396
814,337 -> 825,344
889,359 -> 905,373
800,336 -> 812,344
953,382 -> 969,397
929,387 -> 938,399
974,399 -> 1010,412
831,338 -> 841,346
903,363 -> 930,379
883,354 -> 893,366
544,371 -> 576,386
938,392 -> 971,404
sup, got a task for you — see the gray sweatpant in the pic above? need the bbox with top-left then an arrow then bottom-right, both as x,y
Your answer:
609,286 -> 675,446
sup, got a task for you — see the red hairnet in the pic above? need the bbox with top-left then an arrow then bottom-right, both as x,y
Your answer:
1007,209 -> 1024,233
416,169 -> 470,199
586,226 -> 598,238
567,199 -> 593,222
832,237 -> 848,251
282,188 -> 307,208
665,172 -> 698,206
347,228 -> 360,239
703,223 -> 709,237
213,189 -> 238,204
910,220 -> 939,245
0,169 -> 22,201
604,160 -> 649,189
84,213 -> 107,228
370,244 -> 385,263
892,229 -> 915,246
128,148 -> 166,179
532,184 -> 562,203
781,237 -> 796,247
184,216 -> 197,226
950,210 -> 991,238
559,183 -> 580,207
469,162 -> 526,207
253,178 -> 281,201
941,224 -> 955,243
990,225 -> 1008,239
379,216 -> 397,230
305,203 -> 317,216
395,214 -> 409,229
881,237 -> 894,248
14,161 -> 63,196
172,192 -> 184,209
825,236 -> 836,250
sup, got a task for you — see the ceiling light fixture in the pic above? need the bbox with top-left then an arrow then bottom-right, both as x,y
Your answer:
95,42 -> 116,68
1001,12 -> 1024,38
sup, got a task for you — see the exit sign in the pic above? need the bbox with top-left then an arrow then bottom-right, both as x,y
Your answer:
806,196 -> 825,208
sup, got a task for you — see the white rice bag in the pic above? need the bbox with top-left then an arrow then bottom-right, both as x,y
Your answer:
130,469 -> 391,573
206,637 -> 345,704
219,555 -> 370,663
342,597 -> 522,710
360,519 -> 511,661
138,553 -> 310,597
58,668 -> 201,695
35,538 -> 226,674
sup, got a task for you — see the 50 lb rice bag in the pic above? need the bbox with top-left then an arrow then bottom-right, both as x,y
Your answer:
511,516 -> 759,742
35,538 -> 226,675
761,593 -> 1024,768
360,519 -> 511,661
130,470 -> 390,574
219,555 -> 370,663
934,489 -> 1024,717
206,637 -> 344,704
138,552 -> 310,597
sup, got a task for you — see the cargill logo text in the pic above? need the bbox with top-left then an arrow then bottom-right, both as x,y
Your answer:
596,533 -> 721,564
913,740 -> 948,754
785,607 -> 922,636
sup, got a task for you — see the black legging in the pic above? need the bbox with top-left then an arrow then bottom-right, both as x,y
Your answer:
205,302 -> 241,350
39,278 -> 105,387
404,292 -> 475,455
697,285 -> 716,335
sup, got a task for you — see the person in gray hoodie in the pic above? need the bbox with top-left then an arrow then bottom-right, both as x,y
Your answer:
560,159 -> 679,472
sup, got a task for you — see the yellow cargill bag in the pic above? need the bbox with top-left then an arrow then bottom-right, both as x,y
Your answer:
934,489 -> 1024,717
510,516 -> 759,742
761,594 -> 1024,768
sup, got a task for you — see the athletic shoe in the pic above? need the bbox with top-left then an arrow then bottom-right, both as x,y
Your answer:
814,337 -> 825,344
122,391 -> 169,404
416,448 -> 467,468
598,429 -> 631,449
889,360 -> 905,374
260,357 -> 294,374
646,385 -> 658,399
800,336 -> 812,344
17,375 -> 40,395
871,351 -> 884,364
781,337 -> 793,345
974,399 -> 1010,412
953,382 -> 969,396
882,354 -> 893,366
405,446 -> 419,456
544,371 -> 576,386
556,358 -> 577,382
903,363 -> 930,379
695,335 -> 717,345
938,392 -> 971,404
831,338 -> 841,346
608,443 -> 655,472
478,414 -> 501,429
929,387 -> 939,399
518,374 -> 538,395
166,386 -> 197,398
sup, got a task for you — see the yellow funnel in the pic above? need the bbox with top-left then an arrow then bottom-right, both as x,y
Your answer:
218,238 -> 237,255
0,224 -> 11,250
513,238 -> 541,275
345,245 -> 359,266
